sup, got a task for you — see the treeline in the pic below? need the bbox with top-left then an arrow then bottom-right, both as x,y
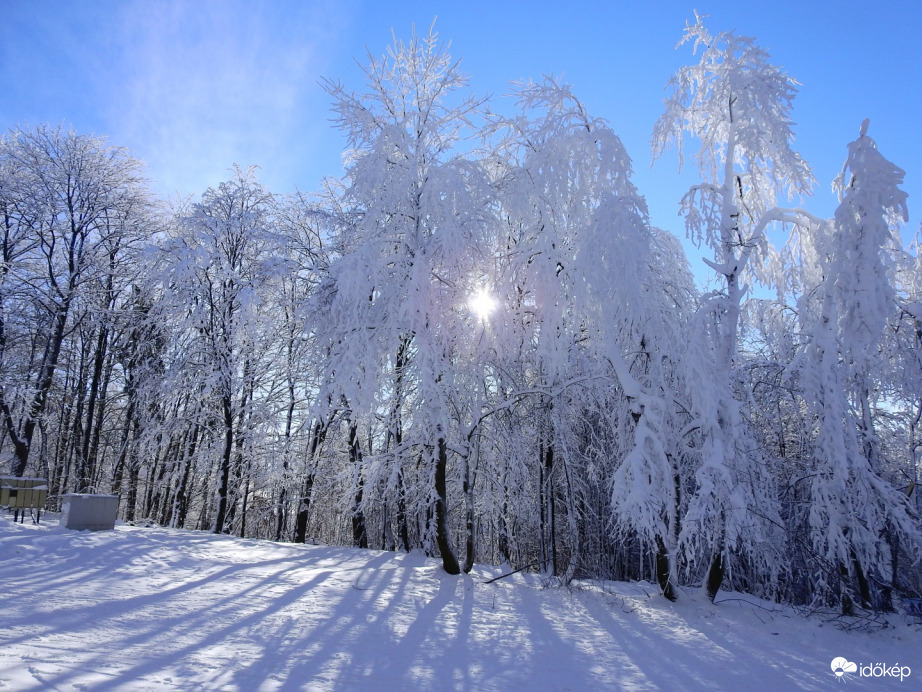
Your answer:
2,21 -> 920,613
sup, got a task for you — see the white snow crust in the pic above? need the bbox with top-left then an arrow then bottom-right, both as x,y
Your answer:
0,516 -> 918,690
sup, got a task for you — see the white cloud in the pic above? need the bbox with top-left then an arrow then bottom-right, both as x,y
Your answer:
105,0 -> 350,197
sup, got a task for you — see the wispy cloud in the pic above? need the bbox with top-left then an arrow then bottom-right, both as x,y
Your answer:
105,0 -> 350,197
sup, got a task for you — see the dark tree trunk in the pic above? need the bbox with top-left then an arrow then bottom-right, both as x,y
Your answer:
125,463 -> 140,522
293,418 -> 327,544
656,535 -> 677,601
77,323 -> 109,492
706,550 -> 725,603
838,561 -> 855,616
174,453 -> 193,529
389,335 -> 411,552
239,476 -> 250,538
293,473 -> 314,544
7,299 -> 72,477
225,362 -> 253,534
434,436 -> 460,575
461,434 -> 476,573
396,468 -> 410,552
851,549 -> 872,609
349,422 -> 368,549
86,333 -> 115,492
147,449 -> 170,523
213,395 -> 234,534
539,441 -> 557,575
274,385 -> 297,541
275,485 -> 288,543
171,424 -> 198,528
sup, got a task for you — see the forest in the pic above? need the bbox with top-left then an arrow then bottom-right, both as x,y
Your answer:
2,19 -> 920,614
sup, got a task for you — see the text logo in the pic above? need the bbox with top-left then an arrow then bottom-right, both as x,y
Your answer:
831,657 -> 912,682
831,657 -> 857,679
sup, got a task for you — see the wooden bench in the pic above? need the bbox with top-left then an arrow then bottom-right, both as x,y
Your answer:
0,477 -> 49,524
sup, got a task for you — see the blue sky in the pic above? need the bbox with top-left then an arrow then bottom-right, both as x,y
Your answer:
2,0 -> 919,254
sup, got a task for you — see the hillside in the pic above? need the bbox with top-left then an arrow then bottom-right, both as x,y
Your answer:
0,516 -> 917,690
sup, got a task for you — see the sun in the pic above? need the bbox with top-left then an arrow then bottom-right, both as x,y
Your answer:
469,287 -> 497,321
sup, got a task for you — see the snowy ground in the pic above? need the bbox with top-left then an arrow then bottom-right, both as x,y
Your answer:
0,515 -> 918,691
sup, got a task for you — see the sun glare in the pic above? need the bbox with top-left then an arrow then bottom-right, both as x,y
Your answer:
469,288 -> 497,321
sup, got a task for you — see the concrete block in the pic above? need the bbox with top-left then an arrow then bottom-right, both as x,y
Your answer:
61,494 -> 119,531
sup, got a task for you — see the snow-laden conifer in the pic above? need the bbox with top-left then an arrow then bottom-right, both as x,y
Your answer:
798,122 -> 920,611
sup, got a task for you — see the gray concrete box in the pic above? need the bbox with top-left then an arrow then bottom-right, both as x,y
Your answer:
61,494 -> 119,531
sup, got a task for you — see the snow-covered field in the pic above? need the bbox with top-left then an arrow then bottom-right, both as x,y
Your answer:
1,515 -> 918,691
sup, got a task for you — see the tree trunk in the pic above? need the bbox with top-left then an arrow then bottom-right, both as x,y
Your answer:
851,548 -> 872,609
497,472 -> 513,565
275,485 -> 288,543
386,335 -> 411,551
396,468 -> 410,552
656,535 -> 677,601
77,323 -> 109,492
294,418 -> 327,544
349,422 -> 368,549
539,441 -> 557,576
213,394 -> 234,534
8,299 -> 72,477
293,473 -> 314,544
125,463 -> 140,522
275,385 -> 297,542
239,476 -> 250,538
434,436 -> 460,575
225,361 -> 253,534
171,424 -> 198,528
706,550 -> 725,603
461,457 -> 476,573
87,333 -> 115,492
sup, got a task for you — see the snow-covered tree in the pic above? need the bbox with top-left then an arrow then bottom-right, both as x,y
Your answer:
0,125 -> 150,480
798,121 -> 920,611
269,190 -> 330,542
317,26 -> 494,574
489,77 -> 696,592
488,78 -> 626,582
653,15 -> 814,600
891,237 -> 922,518
830,120 -> 907,474
160,166 -> 280,535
